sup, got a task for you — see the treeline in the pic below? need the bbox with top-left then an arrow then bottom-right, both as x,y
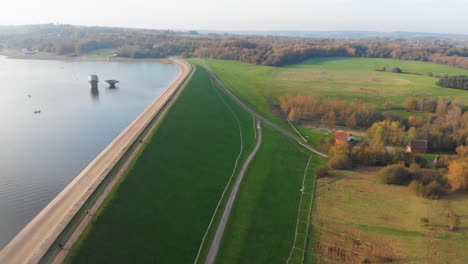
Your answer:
400,97 -> 468,151
1,24 -> 468,68
280,93 -> 468,153
278,94 -> 382,128
437,76 -> 468,90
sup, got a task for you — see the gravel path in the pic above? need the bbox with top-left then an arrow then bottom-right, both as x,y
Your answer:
201,64 -> 328,158
205,120 -> 262,264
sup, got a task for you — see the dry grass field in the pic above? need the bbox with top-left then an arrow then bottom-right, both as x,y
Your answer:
308,168 -> 468,264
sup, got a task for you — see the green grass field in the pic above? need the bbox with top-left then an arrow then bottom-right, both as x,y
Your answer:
206,58 -> 468,115
289,57 -> 468,75
216,125 -> 326,263
309,168 -> 468,263
66,66 -> 256,263
85,49 -> 117,57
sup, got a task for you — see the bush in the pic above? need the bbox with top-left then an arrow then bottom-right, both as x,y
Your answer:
448,214 -> 461,231
409,180 -> 444,199
316,166 -> 329,178
409,163 -> 421,174
402,98 -> 417,111
409,180 -> 424,195
437,75 -> 468,90
392,151 -> 428,168
424,181 -> 443,199
328,156 -> 353,170
378,165 -> 411,185
392,67 -> 403,73
420,217 -> 430,224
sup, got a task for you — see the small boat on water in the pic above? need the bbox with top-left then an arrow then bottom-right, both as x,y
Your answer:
33,110 -> 41,114
105,80 -> 119,88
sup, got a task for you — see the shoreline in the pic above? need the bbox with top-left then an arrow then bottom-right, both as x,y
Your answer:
0,58 -> 192,264
0,50 -> 172,63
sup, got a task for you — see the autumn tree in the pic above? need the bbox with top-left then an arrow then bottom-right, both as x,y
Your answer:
288,107 -> 297,122
408,115 -> 424,127
447,160 -> 468,191
403,98 -> 417,111
328,142 -> 353,169
343,112 -> 356,129
456,145 -> 468,157
321,111 -> 336,127
436,97 -> 451,116
367,120 -> 405,145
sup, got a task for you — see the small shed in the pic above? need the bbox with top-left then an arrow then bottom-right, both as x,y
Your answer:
406,140 -> 428,153
334,131 -> 354,144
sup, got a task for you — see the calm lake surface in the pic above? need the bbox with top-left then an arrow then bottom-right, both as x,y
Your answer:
0,56 -> 179,249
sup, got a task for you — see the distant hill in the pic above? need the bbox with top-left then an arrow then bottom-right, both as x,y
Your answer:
0,24 -> 186,36
199,30 -> 468,40
1,24 -> 467,41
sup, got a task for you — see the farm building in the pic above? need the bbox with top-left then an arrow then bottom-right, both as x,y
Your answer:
406,140 -> 428,153
334,131 -> 354,144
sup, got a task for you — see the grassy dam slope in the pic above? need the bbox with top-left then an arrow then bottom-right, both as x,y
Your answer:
66,66 -> 255,263
216,125 -> 326,264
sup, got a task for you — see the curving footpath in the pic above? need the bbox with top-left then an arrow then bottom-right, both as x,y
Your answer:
205,120 -> 263,264
0,58 -> 192,264
201,63 -> 328,158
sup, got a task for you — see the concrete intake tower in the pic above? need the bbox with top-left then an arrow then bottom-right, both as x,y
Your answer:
88,75 -> 99,88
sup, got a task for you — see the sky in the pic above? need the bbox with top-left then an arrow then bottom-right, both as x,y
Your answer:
0,0 -> 467,34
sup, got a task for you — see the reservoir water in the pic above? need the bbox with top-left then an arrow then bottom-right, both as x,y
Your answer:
0,56 -> 179,249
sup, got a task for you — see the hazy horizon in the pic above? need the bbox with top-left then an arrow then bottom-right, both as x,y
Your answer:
0,0 -> 467,35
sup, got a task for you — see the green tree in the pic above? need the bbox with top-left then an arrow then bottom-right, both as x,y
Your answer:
406,127 -> 418,143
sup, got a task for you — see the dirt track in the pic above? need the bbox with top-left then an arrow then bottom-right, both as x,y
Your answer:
205,120 -> 262,264
0,58 -> 191,264
201,63 -> 328,158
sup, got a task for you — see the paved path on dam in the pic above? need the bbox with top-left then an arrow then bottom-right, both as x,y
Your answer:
0,58 -> 192,264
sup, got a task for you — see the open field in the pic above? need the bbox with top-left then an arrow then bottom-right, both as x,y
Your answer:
206,58 -> 468,115
215,125 -> 326,263
65,66 -> 256,263
308,168 -> 468,264
289,57 -> 468,75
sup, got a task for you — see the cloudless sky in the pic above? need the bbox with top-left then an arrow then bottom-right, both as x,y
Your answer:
0,0 -> 467,34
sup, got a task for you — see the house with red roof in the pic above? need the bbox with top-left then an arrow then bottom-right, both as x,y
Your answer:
334,131 -> 354,144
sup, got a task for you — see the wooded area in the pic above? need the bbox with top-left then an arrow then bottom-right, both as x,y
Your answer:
437,76 -> 468,90
1,24 -> 468,68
